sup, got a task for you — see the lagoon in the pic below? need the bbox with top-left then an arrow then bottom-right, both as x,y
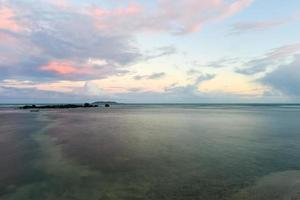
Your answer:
0,105 -> 300,199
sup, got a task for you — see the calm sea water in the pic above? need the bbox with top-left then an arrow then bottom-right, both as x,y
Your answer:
1,104 -> 300,200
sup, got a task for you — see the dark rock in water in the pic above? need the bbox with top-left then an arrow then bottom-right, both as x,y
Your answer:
104,104 -> 110,107
23,105 -> 37,109
84,103 -> 91,107
92,101 -> 119,106
21,103 -> 98,109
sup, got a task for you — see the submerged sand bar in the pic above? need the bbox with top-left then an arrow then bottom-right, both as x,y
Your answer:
231,170 -> 300,200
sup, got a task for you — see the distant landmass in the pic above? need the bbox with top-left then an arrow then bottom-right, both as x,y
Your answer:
92,101 -> 119,105
21,101 -> 120,109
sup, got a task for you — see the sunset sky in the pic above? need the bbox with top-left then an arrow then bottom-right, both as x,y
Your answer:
0,0 -> 300,103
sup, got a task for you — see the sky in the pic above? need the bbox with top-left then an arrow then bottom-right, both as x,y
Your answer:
0,0 -> 300,103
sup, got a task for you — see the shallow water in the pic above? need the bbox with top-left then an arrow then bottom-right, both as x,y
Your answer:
0,105 -> 300,199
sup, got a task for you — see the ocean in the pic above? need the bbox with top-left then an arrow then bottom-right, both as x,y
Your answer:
0,104 -> 300,200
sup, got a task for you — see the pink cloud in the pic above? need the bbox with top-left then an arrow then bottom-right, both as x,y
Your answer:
91,3 -> 143,31
93,4 -> 142,17
231,9 -> 300,34
0,32 -> 18,45
0,32 -> 24,66
49,0 -> 70,9
268,43 -> 300,59
155,0 -> 254,33
90,0 -> 254,34
220,0 -> 254,19
40,61 -> 85,75
39,60 -> 127,80
0,6 -> 22,32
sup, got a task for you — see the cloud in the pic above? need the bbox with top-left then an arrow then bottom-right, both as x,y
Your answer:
154,0 -> 253,34
164,73 -> 215,94
115,86 -> 248,104
260,55 -> 300,96
231,12 -> 300,34
231,20 -> 286,34
187,69 -> 202,75
0,80 -> 112,103
0,86 -> 79,103
0,0 -> 254,83
133,72 -> 166,80
0,6 -> 23,32
73,81 -> 103,97
40,61 -> 82,75
0,0 -> 258,103
143,46 -> 177,61
236,43 -> 300,75
0,72 -> 216,103
192,57 -> 238,69
0,1 -> 141,81
90,0 -> 253,35
37,60 -> 129,80
195,73 -> 216,84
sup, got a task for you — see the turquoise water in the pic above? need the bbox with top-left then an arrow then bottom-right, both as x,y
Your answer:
0,105 -> 300,199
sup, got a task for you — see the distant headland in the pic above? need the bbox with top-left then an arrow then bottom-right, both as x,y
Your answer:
21,101 -> 119,109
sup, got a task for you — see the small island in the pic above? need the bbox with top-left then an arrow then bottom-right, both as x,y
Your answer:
92,101 -> 118,106
21,102 -> 119,110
